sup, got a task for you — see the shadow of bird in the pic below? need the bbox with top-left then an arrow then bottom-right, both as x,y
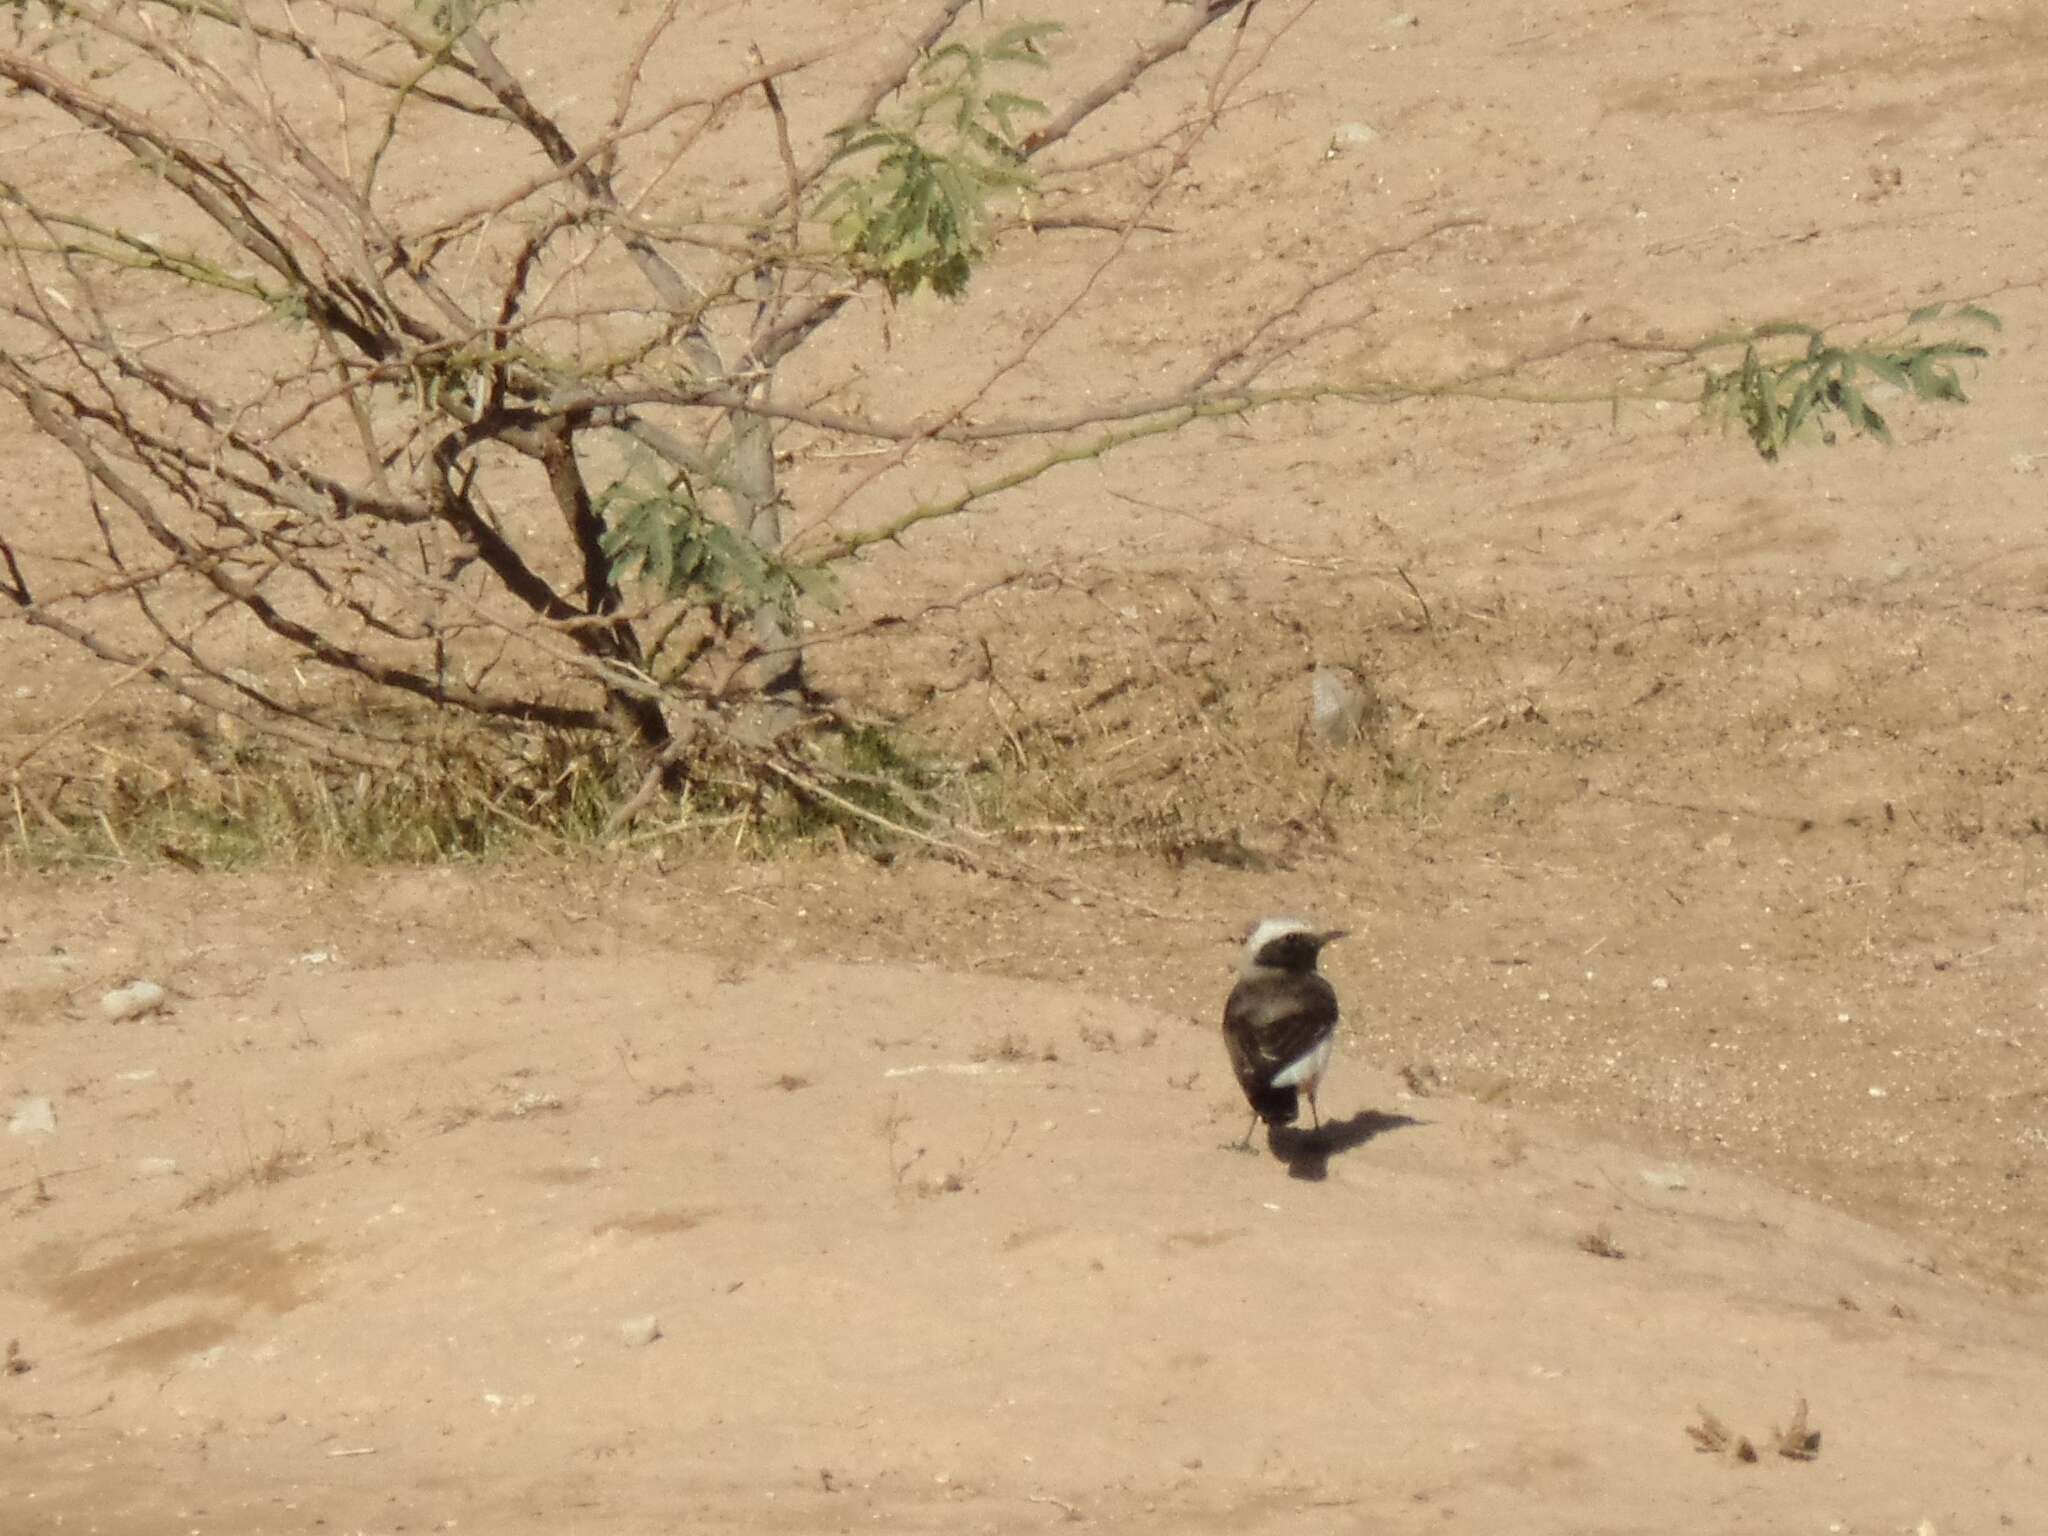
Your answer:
1269,1108 -> 1422,1182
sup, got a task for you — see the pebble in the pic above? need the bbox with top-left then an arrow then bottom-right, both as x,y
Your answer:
7,1097 -> 57,1137
619,1315 -> 663,1347
1309,666 -> 1376,745
137,1157 -> 180,1178
101,980 -> 168,1021
1327,122 -> 1378,156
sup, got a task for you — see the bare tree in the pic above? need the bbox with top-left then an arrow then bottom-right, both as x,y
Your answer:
0,0 -> 1992,836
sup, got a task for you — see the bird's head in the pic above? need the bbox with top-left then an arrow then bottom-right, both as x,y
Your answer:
1240,917 -> 1347,976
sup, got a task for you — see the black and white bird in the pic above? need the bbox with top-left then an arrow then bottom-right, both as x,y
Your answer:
1222,918 -> 1347,1149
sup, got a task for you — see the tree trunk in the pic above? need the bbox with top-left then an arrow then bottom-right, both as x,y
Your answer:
727,386 -> 807,701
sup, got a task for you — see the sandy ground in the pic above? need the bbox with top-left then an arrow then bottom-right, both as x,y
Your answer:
3,867 -> 2046,1534
6,0 -> 2048,1532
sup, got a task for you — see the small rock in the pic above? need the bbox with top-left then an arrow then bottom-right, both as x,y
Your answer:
619,1315 -> 663,1348
1388,11 -> 1419,27
1308,666 -> 1381,746
7,1097 -> 57,1137
101,981 -> 168,1021
136,1157 -> 180,1178
1327,122 -> 1378,155
1639,1167 -> 1689,1191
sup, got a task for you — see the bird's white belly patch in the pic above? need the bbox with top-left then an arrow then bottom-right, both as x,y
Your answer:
1270,1034 -> 1334,1088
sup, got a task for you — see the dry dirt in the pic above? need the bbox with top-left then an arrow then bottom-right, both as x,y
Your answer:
6,1 -> 2048,1532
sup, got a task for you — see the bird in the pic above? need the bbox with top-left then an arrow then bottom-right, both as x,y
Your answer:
1222,918 -> 1347,1150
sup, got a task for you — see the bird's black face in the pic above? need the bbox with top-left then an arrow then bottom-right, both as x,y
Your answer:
1253,929 -> 1344,972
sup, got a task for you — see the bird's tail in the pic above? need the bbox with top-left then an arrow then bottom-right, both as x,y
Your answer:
1250,1083 -> 1300,1127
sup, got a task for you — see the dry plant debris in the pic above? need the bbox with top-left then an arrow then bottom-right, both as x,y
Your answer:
1686,1407 -> 1757,1463
1577,1225 -> 1626,1260
1773,1395 -> 1822,1460
1687,1398 -> 1821,1465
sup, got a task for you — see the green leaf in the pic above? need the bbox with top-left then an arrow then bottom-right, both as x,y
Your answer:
1860,353 -> 1914,393
1906,303 -> 1944,326
1906,354 -> 1966,402
1784,366 -> 1828,438
1954,303 -> 2002,332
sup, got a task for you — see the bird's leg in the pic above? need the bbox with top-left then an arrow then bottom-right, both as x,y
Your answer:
1229,1111 -> 1259,1153
1306,1083 -> 1322,1131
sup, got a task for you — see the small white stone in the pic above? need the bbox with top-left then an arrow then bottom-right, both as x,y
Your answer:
101,980 -> 168,1021
619,1315 -> 663,1348
136,1156 -> 180,1178
1868,1086 -> 1888,1098
1327,122 -> 1378,156
7,1097 -> 57,1137
1651,976 -> 1669,991
1309,666 -> 1376,744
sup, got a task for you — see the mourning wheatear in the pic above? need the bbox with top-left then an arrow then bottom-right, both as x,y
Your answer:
1222,918 -> 1347,1149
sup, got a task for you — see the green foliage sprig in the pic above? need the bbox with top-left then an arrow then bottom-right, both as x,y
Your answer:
597,442 -> 836,620
1702,303 -> 1999,461
818,24 -> 1059,299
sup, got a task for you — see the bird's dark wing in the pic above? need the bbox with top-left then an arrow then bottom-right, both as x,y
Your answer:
1222,973 -> 1339,1111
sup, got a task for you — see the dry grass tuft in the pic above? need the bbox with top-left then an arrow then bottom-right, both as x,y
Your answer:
183,1141 -> 312,1209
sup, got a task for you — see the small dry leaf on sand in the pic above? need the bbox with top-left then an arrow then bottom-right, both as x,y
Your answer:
1773,1395 -> 1822,1460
